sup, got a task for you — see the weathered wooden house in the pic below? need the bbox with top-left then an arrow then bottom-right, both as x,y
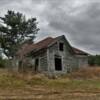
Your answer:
15,35 -> 89,74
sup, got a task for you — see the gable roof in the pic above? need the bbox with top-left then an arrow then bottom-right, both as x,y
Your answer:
72,47 -> 88,55
17,35 -> 88,56
17,37 -> 56,56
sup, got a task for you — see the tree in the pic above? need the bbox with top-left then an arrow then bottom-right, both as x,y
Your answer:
0,10 -> 39,58
95,55 -> 100,66
88,55 -> 100,66
88,56 -> 95,66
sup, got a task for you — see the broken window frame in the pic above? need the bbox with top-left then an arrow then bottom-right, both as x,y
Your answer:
54,55 -> 62,71
59,42 -> 64,51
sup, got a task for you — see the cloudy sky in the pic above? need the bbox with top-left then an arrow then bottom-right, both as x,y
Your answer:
0,0 -> 100,54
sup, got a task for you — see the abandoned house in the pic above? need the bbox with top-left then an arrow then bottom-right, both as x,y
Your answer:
14,35 -> 89,74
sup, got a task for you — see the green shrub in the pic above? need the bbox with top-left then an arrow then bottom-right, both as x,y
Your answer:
0,58 -> 10,68
88,55 -> 100,66
88,56 -> 95,66
0,58 -> 5,68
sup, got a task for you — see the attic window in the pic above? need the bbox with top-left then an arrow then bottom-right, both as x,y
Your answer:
59,43 -> 64,51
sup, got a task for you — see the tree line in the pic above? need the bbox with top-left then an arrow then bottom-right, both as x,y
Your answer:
88,55 -> 100,66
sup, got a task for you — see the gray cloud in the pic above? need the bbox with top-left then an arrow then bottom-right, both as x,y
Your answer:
0,0 -> 100,54
43,0 -> 100,54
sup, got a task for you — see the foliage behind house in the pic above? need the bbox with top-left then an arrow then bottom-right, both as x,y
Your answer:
88,55 -> 100,66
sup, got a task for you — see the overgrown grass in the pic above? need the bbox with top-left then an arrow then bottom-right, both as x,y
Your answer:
44,78 -> 100,92
1,67 -> 100,90
0,74 -> 26,88
0,67 -> 100,99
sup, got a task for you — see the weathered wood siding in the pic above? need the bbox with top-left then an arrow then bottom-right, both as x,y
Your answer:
76,55 -> 88,68
39,55 -> 48,71
47,36 -> 79,74
30,49 -> 48,72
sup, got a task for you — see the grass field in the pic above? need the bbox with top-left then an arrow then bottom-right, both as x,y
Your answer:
0,67 -> 100,99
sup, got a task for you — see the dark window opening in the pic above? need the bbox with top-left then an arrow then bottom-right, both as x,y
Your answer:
18,60 -> 23,72
55,57 -> 62,71
19,60 -> 22,67
35,58 -> 39,71
59,43 -> 64,51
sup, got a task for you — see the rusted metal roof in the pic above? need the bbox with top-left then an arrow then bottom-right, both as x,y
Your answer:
17,37 -> 56,56
17,36 -> 88,57
72,47 -> 88,55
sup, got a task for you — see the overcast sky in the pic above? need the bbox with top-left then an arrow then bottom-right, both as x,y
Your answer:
0,0 -> 100,54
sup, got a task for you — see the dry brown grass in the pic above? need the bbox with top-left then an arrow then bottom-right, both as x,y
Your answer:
0,67 -> 100,99
69,66 -> 100,79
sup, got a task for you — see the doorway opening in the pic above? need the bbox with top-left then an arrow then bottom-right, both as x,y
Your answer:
34,58 -> 39,71
55,56 -> 62,71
